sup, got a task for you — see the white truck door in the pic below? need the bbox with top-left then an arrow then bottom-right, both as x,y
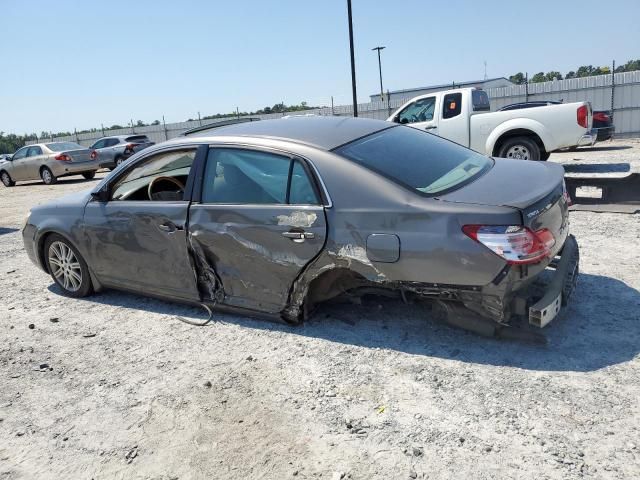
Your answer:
394,95 -> 439,134
436,91 -> 470,147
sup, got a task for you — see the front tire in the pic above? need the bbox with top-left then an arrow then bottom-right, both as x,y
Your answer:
1,171 -> 15,187
44,234 -> 93,298
82,171 -> 96,180
41,167 -> 57,185
498,136 -> 541,161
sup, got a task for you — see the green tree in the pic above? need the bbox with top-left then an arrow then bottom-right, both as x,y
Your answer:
544,71 -> 563,81
508,72 -> 526,84
151,120 -> 161,125
530,72 -> 546,83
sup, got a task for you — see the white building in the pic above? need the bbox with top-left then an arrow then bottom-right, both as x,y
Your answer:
370,77 -> 514,103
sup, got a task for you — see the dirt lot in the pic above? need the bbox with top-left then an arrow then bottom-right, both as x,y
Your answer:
1,139 -> 639,479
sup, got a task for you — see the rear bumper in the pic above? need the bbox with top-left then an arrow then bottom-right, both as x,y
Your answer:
577,132 -> 597,147
50,160 -> 100,177
528,234 -> 579,327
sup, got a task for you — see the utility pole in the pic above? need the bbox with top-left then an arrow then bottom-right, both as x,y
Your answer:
236,107 -> 240,120
101,123 -> 105,137
331,96 -> 335,116
347,0 -> 358,117
525,72 -> 529,103
484,60 -> 488,80
162,115 -> 168,140
198,112 -> 202,126
611,60 -> 616,128
372,46 -> 386,103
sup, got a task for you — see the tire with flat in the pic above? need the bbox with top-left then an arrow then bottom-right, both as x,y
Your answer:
497,136 -> 541,161
1,170 -> 15,187
44,234 -> 93,298
40,167 -> 57,185
82,171 -> 96,180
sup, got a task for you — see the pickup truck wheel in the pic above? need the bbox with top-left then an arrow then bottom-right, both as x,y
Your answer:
1,171 -> 15,187
40,167 -> 57,185
82,171 -> 96,180
498,137 -> 541,161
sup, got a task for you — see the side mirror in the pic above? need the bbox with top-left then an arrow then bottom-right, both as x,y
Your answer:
90,188 -> 109,202
400,118 -> 409,125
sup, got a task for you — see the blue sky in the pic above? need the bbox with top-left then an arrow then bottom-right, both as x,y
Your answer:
1,0 -> 638,134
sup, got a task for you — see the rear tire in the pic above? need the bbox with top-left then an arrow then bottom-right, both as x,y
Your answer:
115,156 -> 124,166
498,136 -> 541,161
41,167 -> 57,185
1,171 -> 15,187
82,171 -> 96,180
44,234 -> 93,298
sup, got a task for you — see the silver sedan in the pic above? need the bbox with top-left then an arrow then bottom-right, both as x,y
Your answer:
0,142 -> 100,186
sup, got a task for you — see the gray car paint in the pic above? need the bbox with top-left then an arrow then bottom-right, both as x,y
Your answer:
23,117 -> 569,325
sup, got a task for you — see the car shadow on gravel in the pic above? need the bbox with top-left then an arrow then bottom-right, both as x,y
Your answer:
56,273 -> 639,373
0,227 -> 19,236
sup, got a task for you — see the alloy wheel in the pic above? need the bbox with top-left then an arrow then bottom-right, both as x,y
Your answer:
48,241 -> 82,292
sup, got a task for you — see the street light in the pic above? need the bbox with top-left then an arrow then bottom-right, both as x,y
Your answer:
372,46 -> 386,102
347,0 -> 358,117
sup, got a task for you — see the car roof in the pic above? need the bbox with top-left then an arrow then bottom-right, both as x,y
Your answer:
179,116 -> 394,151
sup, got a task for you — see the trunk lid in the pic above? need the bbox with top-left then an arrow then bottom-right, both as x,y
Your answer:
441,158 -> 570,255
65,148 -> 93,163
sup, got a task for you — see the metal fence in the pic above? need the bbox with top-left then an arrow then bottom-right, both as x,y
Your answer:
27,71 -> 640,147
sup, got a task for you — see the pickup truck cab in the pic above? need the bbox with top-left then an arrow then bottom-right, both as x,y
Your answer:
388,88 -> 594,160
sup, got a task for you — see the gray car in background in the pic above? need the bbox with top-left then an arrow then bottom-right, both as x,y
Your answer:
1,142 -> 99,186
22,117 -> 578,341
90,135 -> 154,170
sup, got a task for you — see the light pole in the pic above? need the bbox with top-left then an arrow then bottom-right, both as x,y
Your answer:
347,0 -> 358,117
372,46 -> 385,102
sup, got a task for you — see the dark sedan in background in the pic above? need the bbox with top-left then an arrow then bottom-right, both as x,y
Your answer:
22,117 -> 578,340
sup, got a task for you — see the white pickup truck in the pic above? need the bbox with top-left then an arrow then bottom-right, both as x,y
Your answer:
387,88 -> 594,160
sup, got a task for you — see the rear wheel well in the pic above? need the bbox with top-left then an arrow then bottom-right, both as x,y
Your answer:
492,129 -> 546,158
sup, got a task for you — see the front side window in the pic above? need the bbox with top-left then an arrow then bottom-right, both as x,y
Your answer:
27,146 -> 43,156
107,138 -> 120,147
12,147 -> 28,160
334,125 -> 492,196
442,93 -> 462,119
397,97 -> 436,124
111,149 -> 196,201
202,148 -> 319,205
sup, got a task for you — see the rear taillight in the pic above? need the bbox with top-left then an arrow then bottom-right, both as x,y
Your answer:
54,154 -> 71,162
593,112 -> 609,122
462,225 -> 555,265
125,143 -> 136,152
90,150 -> 97,160
577,105 -> 588,128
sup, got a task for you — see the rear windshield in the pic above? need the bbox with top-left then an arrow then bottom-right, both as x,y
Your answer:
46,142 -> 84,152
125,135 -> 150,143
334,126 -> 492,196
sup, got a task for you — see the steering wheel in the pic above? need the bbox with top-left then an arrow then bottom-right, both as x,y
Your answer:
410,113 -> 419,122
147,176 -> 185,200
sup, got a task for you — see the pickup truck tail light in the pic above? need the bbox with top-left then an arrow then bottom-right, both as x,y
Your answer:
577,105 -> 589,128
593,112 -> 610,122
54,154 -> 72,162
462,225 -> 555,265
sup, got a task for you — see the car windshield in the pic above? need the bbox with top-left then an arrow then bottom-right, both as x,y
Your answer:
46,142 -> 84,152
334,126 -> 492,196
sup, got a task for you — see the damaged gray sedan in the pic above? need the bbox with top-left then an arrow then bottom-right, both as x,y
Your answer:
22,116 -> 579,339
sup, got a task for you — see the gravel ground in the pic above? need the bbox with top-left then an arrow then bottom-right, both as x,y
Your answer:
1,141 -> 639,479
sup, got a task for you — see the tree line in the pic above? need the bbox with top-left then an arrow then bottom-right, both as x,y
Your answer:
0,102 -> 318,154
509,59 -> 640,85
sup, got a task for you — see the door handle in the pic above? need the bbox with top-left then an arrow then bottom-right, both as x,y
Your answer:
282,230 -> 314,243
158,221 -> 183,233
425,126 -> 437,130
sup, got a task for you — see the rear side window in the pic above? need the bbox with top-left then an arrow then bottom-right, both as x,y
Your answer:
106,138 -> 120,147
27,146 -> 43,156
471,90 -> 490,111
125,135 -> 150,143
442,93 -> 462,119
91,139 -> 106,149
202,148 -> 319,205
335,126 -> 492,196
